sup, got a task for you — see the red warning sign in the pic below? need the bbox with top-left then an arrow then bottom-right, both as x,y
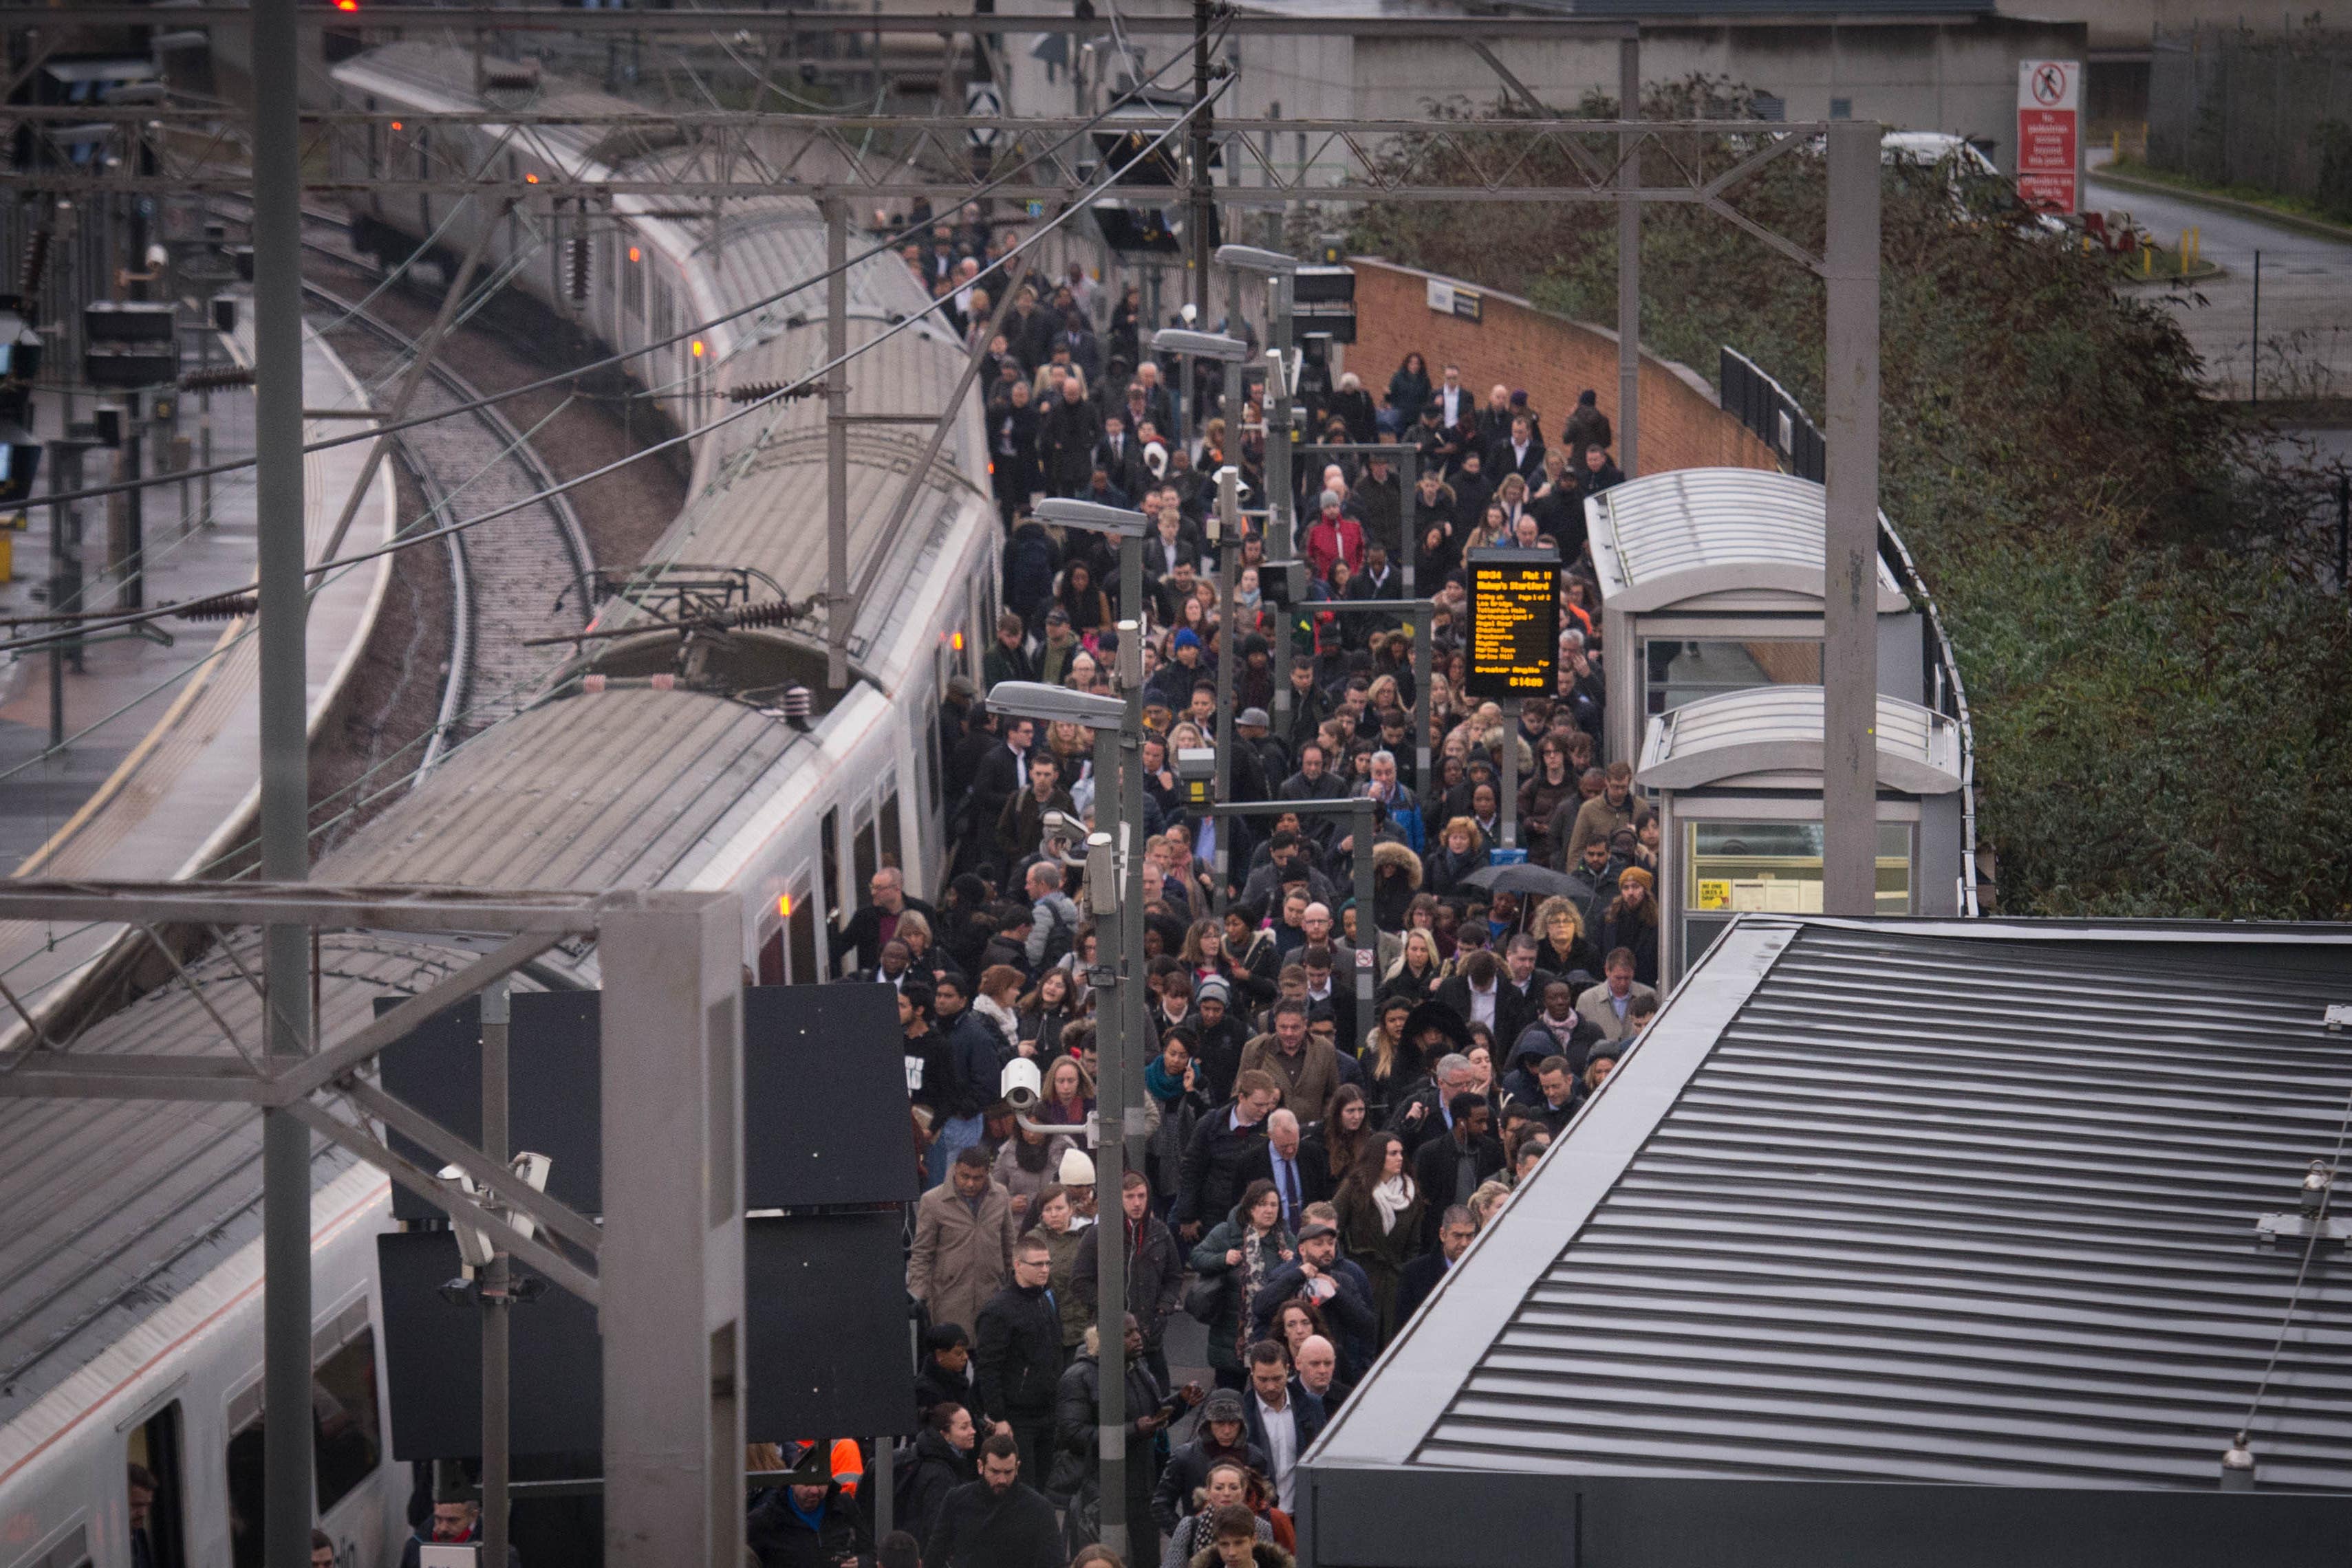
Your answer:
2016,59 -> 2080,215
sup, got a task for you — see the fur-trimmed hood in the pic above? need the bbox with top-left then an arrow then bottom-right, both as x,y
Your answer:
1372,839 -> 1423,888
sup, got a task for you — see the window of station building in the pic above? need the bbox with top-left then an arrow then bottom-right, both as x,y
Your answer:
126,1401 -> 188,1568
820,807 -> 842,931
1642,638 -> 1821,719
1685,820 -> 1912,917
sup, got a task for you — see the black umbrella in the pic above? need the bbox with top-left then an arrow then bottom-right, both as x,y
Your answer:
1464,861 -> 1581,900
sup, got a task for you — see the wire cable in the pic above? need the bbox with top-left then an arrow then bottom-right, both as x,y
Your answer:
0,74 -> 1231,661
22,29 -> 1224,517
2233,1085 -> 2352,1452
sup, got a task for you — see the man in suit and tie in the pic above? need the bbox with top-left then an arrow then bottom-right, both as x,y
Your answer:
1434,363 -> 1469,429
1239,1108 -> 1330,1232
1394,1204 -> 1478,1326
1096,412 -> 1147,499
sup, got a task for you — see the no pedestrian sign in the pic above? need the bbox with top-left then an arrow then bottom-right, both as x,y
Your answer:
2016,60 -> 2080,215
1465,549 -> 1560,700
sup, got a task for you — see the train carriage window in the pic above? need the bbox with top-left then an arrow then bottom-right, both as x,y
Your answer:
127,1402 -> 188,1568
312,1325 -> 382,1515
788,876 -> 817,983
820,807 -> 842,931
757,911 -> 785,986
880,778 -> 903,873
225,1308 -> 385,1567
853,801 -> 879,897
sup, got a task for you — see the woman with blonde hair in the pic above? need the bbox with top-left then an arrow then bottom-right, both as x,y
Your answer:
1529,896 -> 1600,981
1380,928 -> 1443,1005
1423,815 -> 1488,899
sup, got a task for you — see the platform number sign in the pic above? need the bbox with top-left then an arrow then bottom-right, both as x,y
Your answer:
2016,60 -> 2080,215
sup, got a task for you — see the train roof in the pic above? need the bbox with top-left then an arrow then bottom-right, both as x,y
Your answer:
1305,918 -> 2352,1565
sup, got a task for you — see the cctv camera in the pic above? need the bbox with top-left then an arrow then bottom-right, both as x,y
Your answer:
1002,1058 -> 1042,1111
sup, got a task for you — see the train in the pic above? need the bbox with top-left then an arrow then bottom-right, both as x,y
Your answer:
0,39 -> 997,1568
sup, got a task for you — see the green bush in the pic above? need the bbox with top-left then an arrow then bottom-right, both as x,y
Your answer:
1349,92 -> 2352,917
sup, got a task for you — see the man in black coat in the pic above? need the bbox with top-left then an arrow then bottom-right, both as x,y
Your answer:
925,1434 -> 1061,1568
973,1239 -> 1065,1486
831,864 -> 940,976
1393,1204 -> 1478,1328
1410,1094 -> 1504,1252
1075,1170 -> 1187,1382
748,1477 -> 869,1568
971,717 -> 1036,849
1172,1071 -> 1281,1241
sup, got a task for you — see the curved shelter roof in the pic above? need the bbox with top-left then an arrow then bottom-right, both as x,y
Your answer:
1588,467 -> 1908,614
1636,685 -> 1962,794
1300,919 -> 2352,1568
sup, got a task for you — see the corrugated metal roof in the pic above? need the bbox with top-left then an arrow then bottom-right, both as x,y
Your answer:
1587,467 -> 1906,611
1313,919 -> 2352,1495
1637,685 -> 1963,793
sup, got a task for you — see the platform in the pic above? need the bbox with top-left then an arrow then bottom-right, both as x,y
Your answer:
0,305 -> 396,1048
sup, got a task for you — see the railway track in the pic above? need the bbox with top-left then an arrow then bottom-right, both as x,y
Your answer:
299,264 -> 594,761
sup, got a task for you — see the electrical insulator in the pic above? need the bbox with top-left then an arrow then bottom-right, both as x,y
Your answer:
173,591 -> 259,622
568,234 -> 590,303
19,229 -> 50,298
180,364 -> 255,392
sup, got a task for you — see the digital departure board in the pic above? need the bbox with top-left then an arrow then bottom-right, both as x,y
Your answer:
1465,549 -> 1562,700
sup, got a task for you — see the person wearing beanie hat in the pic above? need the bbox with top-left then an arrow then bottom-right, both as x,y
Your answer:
1152,1388 -> 1271,1537
1058,1146 -> 1099,1223
1302,488 -> 1365,585
1597,860 -> 1660,990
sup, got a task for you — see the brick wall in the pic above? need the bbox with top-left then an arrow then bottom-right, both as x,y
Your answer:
1342,258 -> 1779,477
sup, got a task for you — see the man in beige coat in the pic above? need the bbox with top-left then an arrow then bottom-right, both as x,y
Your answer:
909,1145 -> 1019,1337
1237,998 -> 1341,1119
1574,948 -> 1660,1045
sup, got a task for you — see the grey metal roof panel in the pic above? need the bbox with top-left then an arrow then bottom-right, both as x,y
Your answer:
1310,919 -> 2352,1492
1588,467 -> 1907,613
1636,684 -> 1962,792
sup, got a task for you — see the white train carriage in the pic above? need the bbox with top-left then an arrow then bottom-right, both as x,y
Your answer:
1,43 -> 1000,1568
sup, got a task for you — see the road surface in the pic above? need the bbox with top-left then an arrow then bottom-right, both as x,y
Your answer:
2088,157 -> 2352,403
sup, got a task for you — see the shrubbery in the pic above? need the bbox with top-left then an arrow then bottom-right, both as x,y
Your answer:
1347,85 -> 2352,916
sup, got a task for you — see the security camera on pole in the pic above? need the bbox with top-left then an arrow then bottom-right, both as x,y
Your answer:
1015,493 -> 1154,1558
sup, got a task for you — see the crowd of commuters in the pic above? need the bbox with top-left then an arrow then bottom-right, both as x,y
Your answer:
748,246 -> 1675,1568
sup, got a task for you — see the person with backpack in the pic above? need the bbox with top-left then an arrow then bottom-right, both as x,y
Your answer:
896,1402 -> 980,1550
1025,861 -> 1081,972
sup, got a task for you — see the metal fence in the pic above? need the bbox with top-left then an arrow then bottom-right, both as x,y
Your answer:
2148,24 -> 2352,217
1718,346 -> 1824,483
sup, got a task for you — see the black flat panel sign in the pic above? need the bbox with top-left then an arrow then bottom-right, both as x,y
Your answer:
379,982 -> 916,1220
380,1215 -> 915,1461
1465,549 -> 1561,699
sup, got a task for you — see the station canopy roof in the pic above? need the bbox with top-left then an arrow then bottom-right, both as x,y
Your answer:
1636,685 -> 1963,794
1301,919 -> 2352,1568
1588,467 -> 1908,615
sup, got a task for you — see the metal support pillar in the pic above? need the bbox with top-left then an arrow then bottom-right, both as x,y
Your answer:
1352,805 -> 1374,1025
1398,447 -> 1417,601
598,893 -> 747,1568
1211,459 -> 1240,915
1267,274 -> 1296,721
1187,0 -> 1213,324
824,199 -> 851,688
1820,119 -> 1881,918
1617,35 -> 1641,478
1105,583 -> 1145,1560
481,979 -> 512,1568
1498,699 -> 1519,849
252,3 -> 314,1567
1412,603 -> 1432,790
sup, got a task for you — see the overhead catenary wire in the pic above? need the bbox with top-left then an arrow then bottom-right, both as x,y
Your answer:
0,71 -> 1233,663
19,30 -> 1222,519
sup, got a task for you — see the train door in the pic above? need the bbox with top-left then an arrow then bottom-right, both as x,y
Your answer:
223,1302 -> 385,1568
756,871 -> 818,985
819,807 -> 842,979
852,794 -> 880,906
126,1402 -> 188,1568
